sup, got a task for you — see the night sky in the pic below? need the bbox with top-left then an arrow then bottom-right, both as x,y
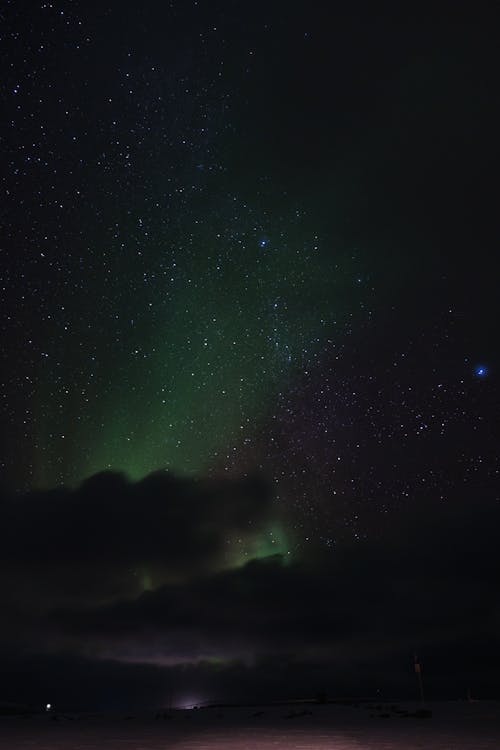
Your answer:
1,1 -> 499,711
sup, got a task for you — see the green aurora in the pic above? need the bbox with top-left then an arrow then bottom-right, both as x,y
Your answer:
31,206 -> 358,488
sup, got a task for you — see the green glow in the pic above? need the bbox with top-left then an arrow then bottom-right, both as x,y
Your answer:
140,568 -> 153,592
225,522 -> 293,568
32,210 -> 357,488
250,523 -> 292,560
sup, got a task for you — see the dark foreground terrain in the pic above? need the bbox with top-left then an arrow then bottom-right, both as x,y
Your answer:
1,701 -> 500,749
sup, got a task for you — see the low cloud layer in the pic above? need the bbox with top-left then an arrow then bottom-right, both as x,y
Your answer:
1,471 -> 500,709
0,470 -> 273,636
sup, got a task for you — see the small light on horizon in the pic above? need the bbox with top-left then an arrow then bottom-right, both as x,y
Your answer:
175,695 -> 206,710
45,703 -> 52,712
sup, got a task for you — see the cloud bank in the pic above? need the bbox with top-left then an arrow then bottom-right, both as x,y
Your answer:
1,471 -> 499,709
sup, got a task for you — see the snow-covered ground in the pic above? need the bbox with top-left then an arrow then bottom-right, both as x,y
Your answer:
1,701 -> 500,749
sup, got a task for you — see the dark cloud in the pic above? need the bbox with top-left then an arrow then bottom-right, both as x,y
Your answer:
1,471 -> 271,566
1,471 -> 499,708
0,470 -> 273,615
48,496 -> 500,696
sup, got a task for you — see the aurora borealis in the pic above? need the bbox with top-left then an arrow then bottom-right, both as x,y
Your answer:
2,20 -> 363,489
1,0 -> 499,711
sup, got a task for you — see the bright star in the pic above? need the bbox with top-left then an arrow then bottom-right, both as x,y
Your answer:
475,365 -> 488,378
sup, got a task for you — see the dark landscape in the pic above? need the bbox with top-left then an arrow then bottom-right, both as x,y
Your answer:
3,702 -> 500,749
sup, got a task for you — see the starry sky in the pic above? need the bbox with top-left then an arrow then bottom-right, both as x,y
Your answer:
1,0 -> 499,710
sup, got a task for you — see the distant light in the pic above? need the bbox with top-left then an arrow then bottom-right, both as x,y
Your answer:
175,696 -> 205,710
475,365 -> 488,378
46,703 -> 52,711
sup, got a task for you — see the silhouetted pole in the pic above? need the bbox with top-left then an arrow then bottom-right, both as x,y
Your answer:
414,654 -> 425,705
